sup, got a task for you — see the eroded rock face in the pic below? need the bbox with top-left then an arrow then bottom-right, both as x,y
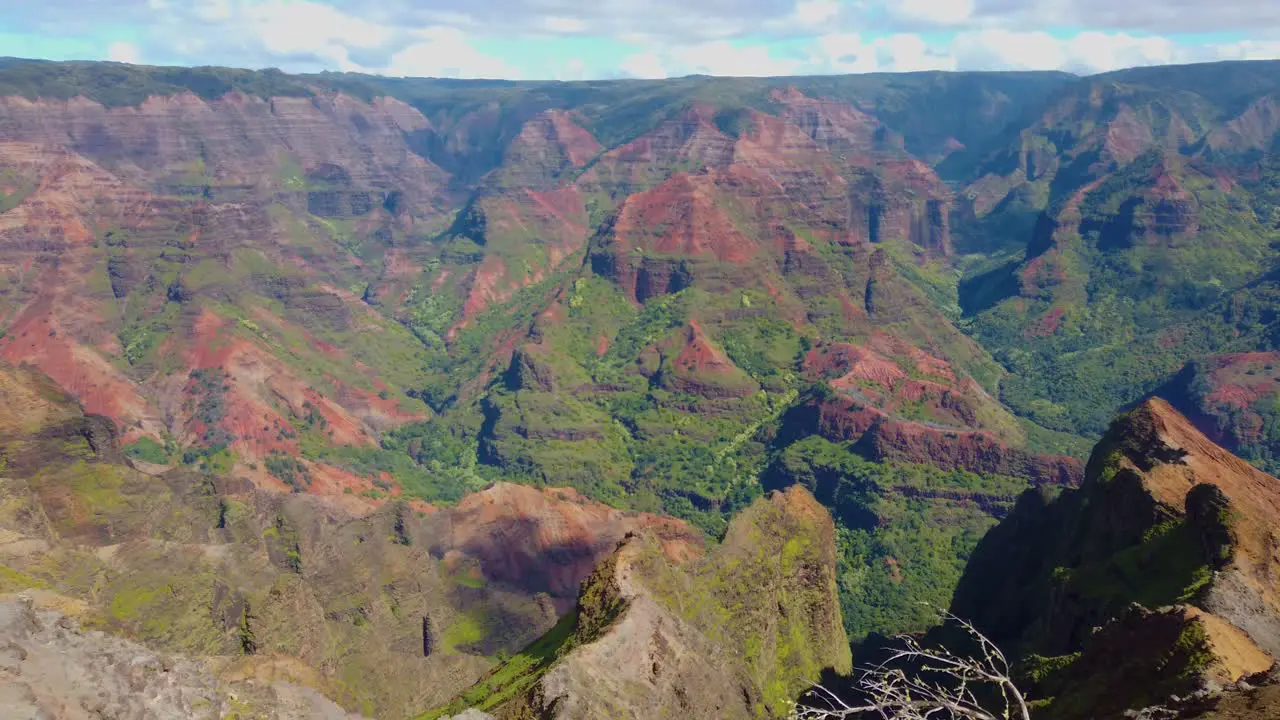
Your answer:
485,486 -> 850,720
0,93 -> 446,206
949,398 -> 1280,718
486,111 -> 601,191
799,392 -> 1083,486
1031,604 -> 1274,720
0,595 -> 366,720
0,362 -> 704,718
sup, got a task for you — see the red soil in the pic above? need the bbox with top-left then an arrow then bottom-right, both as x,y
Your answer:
458,187 -> 589,321
1202,352 -> 1280,410
673,321 -> 737,376
545,110 -> 603,167
0,297 -> 154,431
612,173 -> 760,265
1103,105 -> 1157,165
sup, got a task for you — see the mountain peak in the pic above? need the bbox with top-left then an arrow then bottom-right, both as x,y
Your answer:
1089,397 -> 1280,519
951,400 -> 1280,717
432,485 -> 850,719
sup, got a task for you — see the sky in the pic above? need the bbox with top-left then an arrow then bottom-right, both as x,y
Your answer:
2,0 -> 1280,80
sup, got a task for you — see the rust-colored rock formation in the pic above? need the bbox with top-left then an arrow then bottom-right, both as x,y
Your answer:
811,393 -> 1082,486
0,93 -> 446,206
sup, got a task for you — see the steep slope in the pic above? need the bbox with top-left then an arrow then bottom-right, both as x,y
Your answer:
5,59 -> 1280,690
466,85 -> 1079,537
0,130 -> 445,499
0,362 -> 702,718
0,595 -> 365,719
1160,353 -> 1280,475
953,63 -> 1280,439
427,486 -> 850,719
950,398 -> 1280,717
0,60 -> 1092,529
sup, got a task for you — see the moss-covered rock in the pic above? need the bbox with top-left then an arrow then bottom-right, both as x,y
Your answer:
430,486 -> 850,720
949,398 -> 1280,717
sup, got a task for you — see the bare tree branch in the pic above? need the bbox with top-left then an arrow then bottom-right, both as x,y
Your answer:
792,610 -> 1030,720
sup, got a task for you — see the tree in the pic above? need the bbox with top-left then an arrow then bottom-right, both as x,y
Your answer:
793,611 -> 1030,720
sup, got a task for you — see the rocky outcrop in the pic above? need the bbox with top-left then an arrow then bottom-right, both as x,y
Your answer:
0,595 -> 366,720
771,87 -> 901,159
486,111 -> 601,190
949,398 -> 1280,717
425,483 -> 703,605
433,486 -> 851,719
641,321 -> 760,399
805,393 -> 1083,486
577,104 -> 736,198
1208,94 -> 1280,156
516,487 -> 849,719
453,186 -> 591,320
591,172 -> 763,304
0,362 -> 704,718
1030,604 -> 1274,719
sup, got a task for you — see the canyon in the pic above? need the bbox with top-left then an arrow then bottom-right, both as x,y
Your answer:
0,56 -> 1277,718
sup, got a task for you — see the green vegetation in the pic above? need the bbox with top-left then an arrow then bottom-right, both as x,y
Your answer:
123,436 -> 172,465
1057,519 -> 1213,609
419,609 -> 580,719
441,611 -> 490,654
0,60 -> 314,106
765,436 -> 1026,639
5,55 -> 1280,720
263,516 -> 303,572
960,108 -> 1280,439
0,563 -> 50,592
264,452 -> 311,492
0,168 -> 35,213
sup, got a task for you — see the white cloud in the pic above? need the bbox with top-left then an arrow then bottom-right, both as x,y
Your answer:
121,0 -> 515,78
812,32 -> 956,73
106,41 -> 142,64
1200,39 -> 1280,62
16,0 -> 1280,81
1063,31 -> 1177,71
875,34 -> 957,71
559,58 -> 587,80
948,29 -> 1184,73
949,29 -> 1066,70
671,41 -> 803,76
814,33 -> 883,73
619,41 -> 803,79
620,52 -> 668,79
794,0 -> 840,29
542,16 -> 587,33
382,26 -> 519,78
14,0 -> 1280,72
244,1 -> 393,70
890,0 -> 975,26
808,28 -> 1261,76
192,0 -> 233,22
